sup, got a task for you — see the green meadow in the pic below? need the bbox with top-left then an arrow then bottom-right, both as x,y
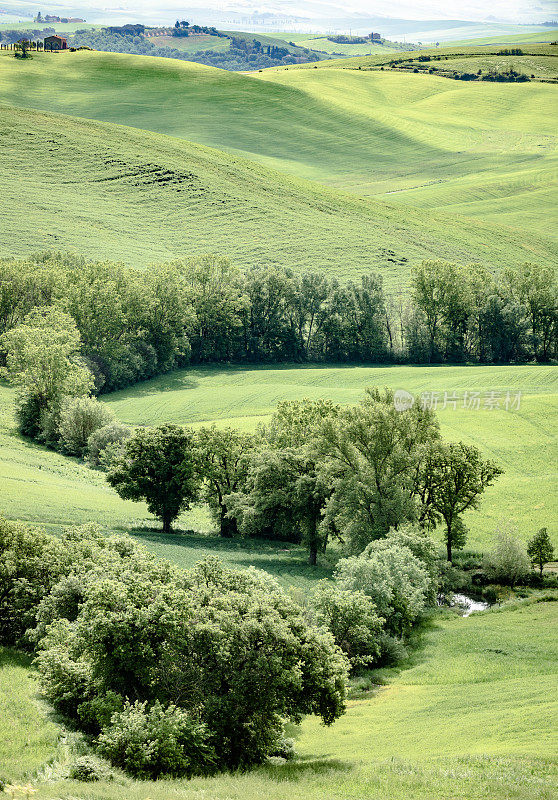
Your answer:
2,599 -> 556,798
0,33 -> 557,800
0,49 -> 556,249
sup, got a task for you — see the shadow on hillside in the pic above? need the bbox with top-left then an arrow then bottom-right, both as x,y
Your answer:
0,647 -> 33,670
258,757 -> 353,781
106,361 -> 466,403
130,527 -> 333,584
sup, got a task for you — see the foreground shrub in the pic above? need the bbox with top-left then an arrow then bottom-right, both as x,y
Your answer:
484,532 -> 530,587
33,533 -> 348,775
68,755 -> 113,782
311,582 -> 383,670
336,540 -> 430,637
86,421 -> 131,468
58,396 -> 114,456
98,701 -> 216,779
0,518 -> 67,646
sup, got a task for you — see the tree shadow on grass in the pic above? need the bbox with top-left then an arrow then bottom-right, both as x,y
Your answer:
0,647 -> 33,669
130,527 -> 333,584
258,757 -> 354,782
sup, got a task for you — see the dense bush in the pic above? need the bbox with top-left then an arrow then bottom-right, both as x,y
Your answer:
0,518 -> 67,646
311,582 -> 383,670
68,755 -> 113,782
336,539 -> 432,637
483,532 -> 531,587
98,701 -> 216,779
27,526 -> 348,776
86,421 -> 131,468
58,396 -> 114,456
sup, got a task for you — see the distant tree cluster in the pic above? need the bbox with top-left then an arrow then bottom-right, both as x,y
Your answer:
68,27 -> 321,70
1,254 -> 555,400
104,391 -> 501,564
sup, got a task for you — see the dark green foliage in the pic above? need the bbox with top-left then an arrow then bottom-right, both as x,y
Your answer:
421,442 -> 503,561
107,424 -> 200,532
0,518 -> 67,647
527,528 -> 555,576
311,582 -> 383,670
68,756 -> 113,782
195,425 -> 255,537
98,701 -> 216,779
26,527 -> 347,776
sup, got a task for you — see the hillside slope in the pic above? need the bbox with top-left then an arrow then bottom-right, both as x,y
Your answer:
0,50 -> 556,242
2,105 -> 554,278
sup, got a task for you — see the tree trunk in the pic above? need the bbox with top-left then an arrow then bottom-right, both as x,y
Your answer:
308,541 -> 318,566
162,512 -> 173,533
219,506 -> 237,538
446,524 -> 453,563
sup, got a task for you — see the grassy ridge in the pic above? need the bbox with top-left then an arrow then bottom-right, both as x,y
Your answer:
3,105 -> 552,279
0,50 -> 556,244
2,600 -> 556,797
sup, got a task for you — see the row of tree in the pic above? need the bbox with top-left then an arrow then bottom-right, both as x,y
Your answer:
1,253 -> 555,395
103,392 -> 502,563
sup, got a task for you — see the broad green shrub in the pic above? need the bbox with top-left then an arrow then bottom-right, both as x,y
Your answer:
68,755 -> 113,782
336,540 -> 430,637
484,532 -> 530,587
58,396 -> 114,456
311,582 -> 383,670
32,529 -> 347,775
0,517 -> 67,646
86,421 -> 130,468
98,701 -> 216,779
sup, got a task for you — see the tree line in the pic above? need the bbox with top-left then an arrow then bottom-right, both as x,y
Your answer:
1,253 -> 555,393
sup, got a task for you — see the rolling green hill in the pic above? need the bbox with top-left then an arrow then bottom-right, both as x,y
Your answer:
0,50 -> 556,246
2,103 -> 553,279
2,599 -> 556,798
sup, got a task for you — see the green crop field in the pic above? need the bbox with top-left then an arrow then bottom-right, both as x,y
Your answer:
0,49 -> 556,251
288,35 -> 407,56
2,599 -> 556,798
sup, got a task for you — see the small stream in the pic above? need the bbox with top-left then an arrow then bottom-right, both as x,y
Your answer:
451,593 -> 490,617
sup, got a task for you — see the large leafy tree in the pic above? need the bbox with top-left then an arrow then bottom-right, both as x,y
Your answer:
107,424 -> 200,532
0,305 -> 93,439
35,543 -> 348,775
318,387 -> 440,552
195,425 -> 255,537
421,441 -> 503,561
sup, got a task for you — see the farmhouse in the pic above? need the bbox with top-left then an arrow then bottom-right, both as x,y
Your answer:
44,35 -> 68,51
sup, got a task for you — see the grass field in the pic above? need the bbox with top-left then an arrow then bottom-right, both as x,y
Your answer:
2,599 -> 556,798
0,50 -> 556,248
